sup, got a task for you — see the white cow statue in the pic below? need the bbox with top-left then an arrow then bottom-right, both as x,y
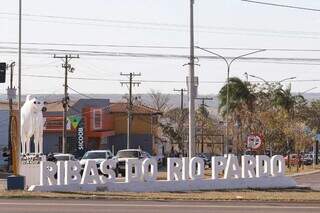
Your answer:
21,95 -> 47,154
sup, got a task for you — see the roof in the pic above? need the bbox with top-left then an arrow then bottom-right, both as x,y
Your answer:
0,99 -> 161,115
109,102 -> 160,115
85,150 -> 110,153
69,99 -> 110,115
0,100 -> 76,114
118,149 -> 142,152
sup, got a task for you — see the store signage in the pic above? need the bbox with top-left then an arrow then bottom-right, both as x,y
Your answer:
76,118 -> 86,157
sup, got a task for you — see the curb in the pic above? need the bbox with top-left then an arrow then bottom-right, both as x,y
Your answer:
289,170 -> 320,177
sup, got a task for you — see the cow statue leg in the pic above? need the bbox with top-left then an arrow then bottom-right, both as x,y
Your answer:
34,116 -> 44,154
39,125 -> 44,154
34,136 -> 39,154
21,130 -> 26,154
26,137 -> 31,154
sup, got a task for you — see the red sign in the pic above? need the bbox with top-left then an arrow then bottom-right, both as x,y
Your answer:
247,134 -> 263,150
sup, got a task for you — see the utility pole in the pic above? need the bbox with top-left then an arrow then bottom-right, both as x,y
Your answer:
54,54 -> 79,154
17,0 -> 22,175
188,0 -> 196,158
174,88 -> 188,155
195,97 -> 213,153
7,62 -> 16,171
120,72 -> 141,149
174,89 -> 187,111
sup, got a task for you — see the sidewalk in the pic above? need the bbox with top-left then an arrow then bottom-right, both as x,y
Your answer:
290,170 -> 320,177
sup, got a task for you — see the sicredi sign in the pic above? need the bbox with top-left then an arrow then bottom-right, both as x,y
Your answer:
29,155 -> 296,192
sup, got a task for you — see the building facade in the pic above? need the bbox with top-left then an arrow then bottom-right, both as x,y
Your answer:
43,99 -> 160,158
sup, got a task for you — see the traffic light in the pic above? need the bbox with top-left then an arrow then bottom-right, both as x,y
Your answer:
0,62 -> 6,83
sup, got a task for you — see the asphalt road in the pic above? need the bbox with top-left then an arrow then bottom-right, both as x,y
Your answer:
293,171 -> 320,190
0,199 -> 319,213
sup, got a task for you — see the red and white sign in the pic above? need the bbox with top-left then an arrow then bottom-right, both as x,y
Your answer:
247,134 -> 263,150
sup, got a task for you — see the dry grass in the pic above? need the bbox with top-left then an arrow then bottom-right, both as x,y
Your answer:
0,188 -> 320,202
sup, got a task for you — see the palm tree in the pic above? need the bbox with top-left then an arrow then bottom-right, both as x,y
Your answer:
272,84 -> 304,115
218,77 -> 255,117
218,77 -> 256,154
272,84 -> 305,167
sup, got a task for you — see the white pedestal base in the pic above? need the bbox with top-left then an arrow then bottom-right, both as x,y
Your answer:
29,176 -> 296,192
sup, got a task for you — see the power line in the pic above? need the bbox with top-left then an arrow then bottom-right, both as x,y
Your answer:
13,73 -> 320,84
2,13 -> 320,39
4,46 -> 320,63
5,41 -> 320,52
241,0 -> 320,12
67,85 -> 96,99
2,11 -> 319,35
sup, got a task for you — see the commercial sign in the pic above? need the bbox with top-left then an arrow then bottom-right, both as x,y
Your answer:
76,118 -> 86,158
29,155 -> 296,192
68,115 -> 86,158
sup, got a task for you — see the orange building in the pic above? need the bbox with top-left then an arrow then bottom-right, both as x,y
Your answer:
43,99 -> 160,157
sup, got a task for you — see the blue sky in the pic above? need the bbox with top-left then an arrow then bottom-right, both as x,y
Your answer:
1,0 -> 320,95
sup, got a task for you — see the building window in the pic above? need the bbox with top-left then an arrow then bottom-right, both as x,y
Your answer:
93,109 -> 102,130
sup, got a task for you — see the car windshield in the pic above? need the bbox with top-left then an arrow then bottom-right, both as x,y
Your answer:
55,155 -> 70,161
117,151 -> 139,158
82,152 -> 106,159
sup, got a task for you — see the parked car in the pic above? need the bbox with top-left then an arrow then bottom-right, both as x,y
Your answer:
113,149 -> 152,177
195,153 -> 211,168
303,155 -> 313,165
284,154 -> 302,166
54,153 -> 76,161
80,150 -> 113,169
303,153 -> 320,165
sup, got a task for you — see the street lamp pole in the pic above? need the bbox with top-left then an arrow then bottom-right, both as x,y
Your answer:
188,0 -> 196,158
196,46 -> 265,154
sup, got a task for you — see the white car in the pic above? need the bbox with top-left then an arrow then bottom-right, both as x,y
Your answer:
54,153 -> 76,161
113,149 -> 152,176
80,150 -> 113,169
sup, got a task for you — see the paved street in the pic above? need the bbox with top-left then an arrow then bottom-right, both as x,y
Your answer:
0,199 -> 319,213
293,171 -> 320,190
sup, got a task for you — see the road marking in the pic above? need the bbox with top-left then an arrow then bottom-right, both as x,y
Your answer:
0,202 -> 319,209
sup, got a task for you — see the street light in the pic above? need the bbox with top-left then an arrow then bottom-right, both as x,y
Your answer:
196,46 -> 266,154
301,87 -> 317,94
279,77 -> 296,83
248,74 -> 269,85
248,74 -> 296,85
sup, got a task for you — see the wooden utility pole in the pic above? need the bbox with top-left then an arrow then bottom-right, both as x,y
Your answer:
174,89 -> 187,111
195,97 -> 213,153
120,72 -> 141,149
174,88 -> 188,155
54,54 -> 79,153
